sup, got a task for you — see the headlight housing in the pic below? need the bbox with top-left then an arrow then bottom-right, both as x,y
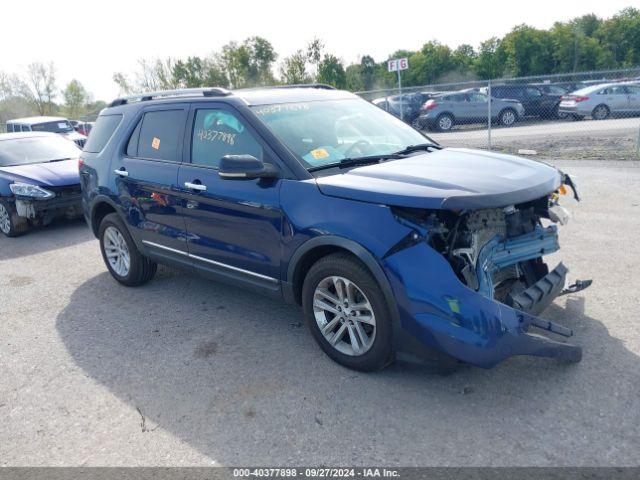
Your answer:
9,182 -> 55,199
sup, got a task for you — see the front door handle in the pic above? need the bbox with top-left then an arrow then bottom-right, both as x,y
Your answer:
184,182 -> 207,192
114,168 -> 129,177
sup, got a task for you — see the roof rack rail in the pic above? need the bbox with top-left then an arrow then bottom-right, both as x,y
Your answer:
240,83 -> 336,92
266,83 -> 336,90
108,87 -> 231,107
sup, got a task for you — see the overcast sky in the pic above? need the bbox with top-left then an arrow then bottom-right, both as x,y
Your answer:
2,0 -> 634,101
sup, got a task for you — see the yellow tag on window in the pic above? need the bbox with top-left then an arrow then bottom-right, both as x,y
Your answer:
151,137 -> 161,150
310,148 -> 329,159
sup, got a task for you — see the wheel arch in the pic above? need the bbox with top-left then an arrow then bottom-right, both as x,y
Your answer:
592,103 -> 610,119
284,236 -> 400,325
90,195 -> 119,237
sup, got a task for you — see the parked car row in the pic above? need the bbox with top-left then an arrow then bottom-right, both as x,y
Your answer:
372,79 -> 640,131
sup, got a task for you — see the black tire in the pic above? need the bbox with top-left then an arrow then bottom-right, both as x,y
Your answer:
302,252 -> 393,372
434,113 -> 454,132
98,213 -> 157,286
0,200 -> 29,237
498,108 -> 518,127
592,104 -> 610,120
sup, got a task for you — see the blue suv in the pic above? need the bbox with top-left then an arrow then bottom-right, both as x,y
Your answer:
80,86 -> 587,371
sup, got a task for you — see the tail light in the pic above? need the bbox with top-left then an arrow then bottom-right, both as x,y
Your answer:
563,95 -> 589,102
78,158 -> 84,169
422,100 -> 438,111
574,96 -> 589,102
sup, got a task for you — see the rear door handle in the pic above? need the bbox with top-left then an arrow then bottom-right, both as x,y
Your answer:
114,169 -> 128,177
184,182 -> 207,192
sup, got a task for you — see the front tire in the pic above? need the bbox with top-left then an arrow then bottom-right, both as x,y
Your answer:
0,200 -> 28,237
98,213 -> 157,286
302,253 -> 393,372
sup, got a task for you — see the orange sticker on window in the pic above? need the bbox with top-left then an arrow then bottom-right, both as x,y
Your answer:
310,148 -> 329,159
151,137 -> 160,150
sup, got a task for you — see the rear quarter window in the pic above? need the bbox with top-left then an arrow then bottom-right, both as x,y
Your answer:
83,114 -> 123,153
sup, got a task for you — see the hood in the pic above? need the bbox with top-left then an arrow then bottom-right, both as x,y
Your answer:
0,159 -> 80,187
315,148 -> 561,210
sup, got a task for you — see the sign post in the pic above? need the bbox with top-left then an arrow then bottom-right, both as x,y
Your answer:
387,57 -> 409,121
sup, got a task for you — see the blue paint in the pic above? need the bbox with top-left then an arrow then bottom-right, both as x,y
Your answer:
80,87 -> 581,368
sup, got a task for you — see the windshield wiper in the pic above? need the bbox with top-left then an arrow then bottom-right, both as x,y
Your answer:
307,143 -> 441,173
308,153 -> 404,172
48,157 -> 73,162
392,143 -> 441,155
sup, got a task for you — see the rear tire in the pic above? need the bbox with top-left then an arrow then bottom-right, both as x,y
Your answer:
434,113 -> 454,132
98,213 -> 157,286
592,104 -> 610,120
0,200 -> 28,237
302,253 -> 393,372
498,108 -> 517,127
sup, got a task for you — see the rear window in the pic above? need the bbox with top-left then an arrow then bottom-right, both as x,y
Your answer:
83,114 -> 123,153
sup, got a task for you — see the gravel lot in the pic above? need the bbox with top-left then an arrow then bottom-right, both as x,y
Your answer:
429,117 -> 640,160
1,160 -> 639,467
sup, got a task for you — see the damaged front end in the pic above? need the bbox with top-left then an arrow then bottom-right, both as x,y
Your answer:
12,184 -> 83,226
384,178 -> 590,368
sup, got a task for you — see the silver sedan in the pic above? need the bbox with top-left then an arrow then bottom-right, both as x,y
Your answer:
558,82 -> 640,120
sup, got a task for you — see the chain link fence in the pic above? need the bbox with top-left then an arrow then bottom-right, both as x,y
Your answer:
357,68 -> 640,161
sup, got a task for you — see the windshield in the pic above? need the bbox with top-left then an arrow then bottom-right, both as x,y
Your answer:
30,120 -> 75,134
252,99 -> 432,170
0,136 -> 81,166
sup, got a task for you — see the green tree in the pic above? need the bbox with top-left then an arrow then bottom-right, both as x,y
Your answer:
279,49 -> 311,84
596,7 -> 640,67
63,79 -> 89,118
221,36 -> 277,88
345,64 -> 364,91
475,37 -> 505,79
500,25 -> 554,76
317,54 -> 346,88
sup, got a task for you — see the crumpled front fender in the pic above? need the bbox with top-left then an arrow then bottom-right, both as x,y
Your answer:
382,241 -> 581,368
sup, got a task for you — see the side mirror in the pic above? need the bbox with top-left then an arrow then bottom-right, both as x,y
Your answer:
218,154 -> 279,180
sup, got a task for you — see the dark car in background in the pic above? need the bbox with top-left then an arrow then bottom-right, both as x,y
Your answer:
0,132 -> 82,236
483,84 -> 563,119
372,92 -> 425,125
416,89 -> 525,131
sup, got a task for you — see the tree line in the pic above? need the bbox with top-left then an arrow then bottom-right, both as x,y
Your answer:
0,63 -> 106,124
113,7 -> 639,93
1,6 -> 638,125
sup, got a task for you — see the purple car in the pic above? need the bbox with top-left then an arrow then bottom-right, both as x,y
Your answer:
0,132 -> 82,237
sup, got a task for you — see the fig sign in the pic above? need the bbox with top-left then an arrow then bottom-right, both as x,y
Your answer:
386,58 -> 409,120
387,57 -> 409,72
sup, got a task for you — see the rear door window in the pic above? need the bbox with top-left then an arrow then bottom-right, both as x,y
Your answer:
83,114 -> 122,153
135,109 -> 187,162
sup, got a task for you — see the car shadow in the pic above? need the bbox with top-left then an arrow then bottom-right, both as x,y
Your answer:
0,218 -> 92,261
56,268 -> 640,465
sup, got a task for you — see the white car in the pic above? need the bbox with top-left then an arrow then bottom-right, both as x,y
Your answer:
5,116 -> 87,148
558,82 -> 640,120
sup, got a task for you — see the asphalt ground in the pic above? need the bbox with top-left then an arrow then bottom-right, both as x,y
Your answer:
1,160 -> 639,466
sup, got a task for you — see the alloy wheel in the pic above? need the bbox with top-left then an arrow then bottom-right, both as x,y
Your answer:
438,116 -> 453,131
103,226 -> 131,277
501,110 -> 516,125
313,275 -> 376,356
0,204 -> 11,235
593,105 -> 609,120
